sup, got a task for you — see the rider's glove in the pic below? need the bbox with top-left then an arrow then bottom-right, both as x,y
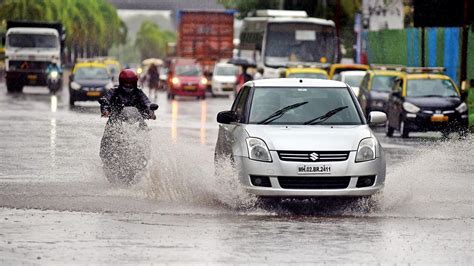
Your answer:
149,110 -> 156,120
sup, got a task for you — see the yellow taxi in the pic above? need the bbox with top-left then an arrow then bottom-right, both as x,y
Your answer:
358,68 -> 405,116
328,63 -> 369,80
69,61 -> 113,106
385,68 -> 468,138
284,67 -> 328,79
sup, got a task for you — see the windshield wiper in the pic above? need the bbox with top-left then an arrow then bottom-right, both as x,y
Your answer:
257,101 -> 308,124
304,106 -> 348,125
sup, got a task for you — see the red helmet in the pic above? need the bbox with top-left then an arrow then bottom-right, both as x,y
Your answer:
119,69 -> 138,87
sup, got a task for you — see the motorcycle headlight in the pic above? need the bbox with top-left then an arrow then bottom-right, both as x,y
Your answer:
70,81 -> 81,90
356,138 -> 376,163
403,102 -> 420,113
455,102 -> 467,113
246,138 -> 272,162
50,71 -> 59,79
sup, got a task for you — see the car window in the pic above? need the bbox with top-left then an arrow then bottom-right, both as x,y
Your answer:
175,65 -> 202,76
287,73 -> 327,79
360,74 -> 369,90
248,87 -> 363,125
343,75 -> 364,87
392,78 -> 402,93
75,67 -> 109,80
232,86 -> 251,122
332,73 -> 341,81
406,79 -> 459,97
215,65 -> 238,76
372,75 -> 397,92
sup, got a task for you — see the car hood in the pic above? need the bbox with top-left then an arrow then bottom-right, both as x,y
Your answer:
243,124 -> 372,151
213,75 -> 236,83
406,96 -> 461,109
176,76 -> 201,83
76,79 -> 110,87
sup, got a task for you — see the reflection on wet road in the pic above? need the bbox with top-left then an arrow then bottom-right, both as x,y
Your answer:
0,85 -> 472,264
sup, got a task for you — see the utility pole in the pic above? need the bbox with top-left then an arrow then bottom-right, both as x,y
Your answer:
460,0 -> 469,89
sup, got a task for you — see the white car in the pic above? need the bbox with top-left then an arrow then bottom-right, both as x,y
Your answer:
215,78 -> 387,198
211,63 -> 239,96
333,70 -> 367,97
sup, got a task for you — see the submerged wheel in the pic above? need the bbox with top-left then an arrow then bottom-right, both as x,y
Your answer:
400,121 -> 409,138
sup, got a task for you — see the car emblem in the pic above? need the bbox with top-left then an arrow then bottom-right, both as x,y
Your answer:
309,152 -> 319,161
436,110 -> 442,114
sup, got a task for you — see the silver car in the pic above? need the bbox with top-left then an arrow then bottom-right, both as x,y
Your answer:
215,78 -> 387,198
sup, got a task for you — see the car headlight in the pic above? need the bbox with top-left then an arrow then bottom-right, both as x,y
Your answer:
403,102 -> 420,113
455,102 -> 467,113
70,81 -> 81,90
171,77 -> 180,85
246,138 -> 272,162
200,77 -> 208,85
105,82 -> 114,90
355,138 -> 376,163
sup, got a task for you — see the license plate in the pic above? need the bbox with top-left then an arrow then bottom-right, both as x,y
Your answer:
86,91 -> 101,97
297,165 -> 331,175
184,86 -> 196,91
431,114 -> 448,122
223,87 -> 233,92
27,74 -> 37,80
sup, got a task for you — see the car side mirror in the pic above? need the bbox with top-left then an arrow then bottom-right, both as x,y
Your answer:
368,111 -> 387,125
217,110 -> 238,124
150,104 -> 159,111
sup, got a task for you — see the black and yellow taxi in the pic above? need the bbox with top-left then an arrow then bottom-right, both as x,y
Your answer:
284,66 -> 328,79
328,63 -> 369,80
386,68 -> 468,138
69,61 -> 113,106
358,67 -> 405,116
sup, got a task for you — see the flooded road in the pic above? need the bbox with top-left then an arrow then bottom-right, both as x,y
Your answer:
0,84 -> 472,264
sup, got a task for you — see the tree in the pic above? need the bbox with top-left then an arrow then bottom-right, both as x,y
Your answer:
135,20 -> 176,60
218,0 -> 280,18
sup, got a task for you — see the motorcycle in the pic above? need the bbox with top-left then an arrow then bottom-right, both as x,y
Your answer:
47,70 -> 62,94
99,101 -> 159,185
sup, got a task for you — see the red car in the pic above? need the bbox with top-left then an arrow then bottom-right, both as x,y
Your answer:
167,59 -> 207,99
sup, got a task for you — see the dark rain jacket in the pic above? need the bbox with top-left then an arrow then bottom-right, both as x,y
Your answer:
99,86 -> 152,117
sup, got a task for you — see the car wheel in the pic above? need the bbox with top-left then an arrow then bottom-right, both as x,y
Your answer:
400,121 -> 409,138
69,97 -> 75,106
386,121 -> 394,137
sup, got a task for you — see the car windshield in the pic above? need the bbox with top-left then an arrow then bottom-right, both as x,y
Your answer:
175,65 -> 202,76
264,23 -> 337,67
8,33 -> 58,48
249,87 -> 362,125
75,67 -> 110,80
406,79 -> 459,97
343,75 -> 364,87
372,75 -> 397,92
287,73 -> 327,79
215,65 -> 238,76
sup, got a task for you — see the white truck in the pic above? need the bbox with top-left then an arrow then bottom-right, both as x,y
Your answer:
4,21 -> 65,93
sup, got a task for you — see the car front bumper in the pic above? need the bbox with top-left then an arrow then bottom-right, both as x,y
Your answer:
234,151 -> 386,197
70,88 -> 107,101
211,83 -> 234,96
404,112 -> 468,132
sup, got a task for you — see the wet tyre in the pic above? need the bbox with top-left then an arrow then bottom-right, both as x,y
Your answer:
400,121 -> 409,138
69,97 -> 75,106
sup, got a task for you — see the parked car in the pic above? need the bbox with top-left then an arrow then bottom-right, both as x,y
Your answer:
167,58 -> 207,100
69,62 -> 113,106
211,63 -> 238,97
333,70 -> 367,97
386,69 -> 468,138
358,69 -> 405,117
215,78 -> 387,199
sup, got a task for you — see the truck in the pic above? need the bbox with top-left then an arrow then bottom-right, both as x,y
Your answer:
3,21 -> 65,93
177,10 -> 234,74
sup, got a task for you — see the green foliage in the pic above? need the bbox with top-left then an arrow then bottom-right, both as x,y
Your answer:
135,20 -> 176,60
0,0 -> 126,57
218,0 -> 280,18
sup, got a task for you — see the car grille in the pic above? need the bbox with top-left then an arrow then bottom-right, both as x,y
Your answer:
278,176 -> 351,189
9,60 -> 49,71
277,151 -> 350,162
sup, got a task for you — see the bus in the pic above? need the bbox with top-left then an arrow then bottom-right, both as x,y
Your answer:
238,10 -> 338,78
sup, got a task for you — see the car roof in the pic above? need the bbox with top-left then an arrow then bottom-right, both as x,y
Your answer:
368,69 -> 405,76
340,70 -> 367,76
286,68 -> 328,75
73,62 -> 107,73
330,64 -> 369,70
406,73 -> 451,80
249,78 -> 347,88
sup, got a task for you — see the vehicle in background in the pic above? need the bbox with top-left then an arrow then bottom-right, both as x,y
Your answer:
238,10 -> 338,78
328,63 -> 369,80
3,21 -> 65,93
284,67 -> 328,79
215,78 -> 387,199
177,10 -> 234,75
69,62 -> 113,106
102,58 -> 121,85
159,66 -> 168,90
385,68 -> 468,138
333,70 -> 367,97
167,58 -> 207,100
358,69 -> 405,116
211,62 -> 238,97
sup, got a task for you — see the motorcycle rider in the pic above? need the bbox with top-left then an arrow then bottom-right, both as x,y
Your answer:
99,69 -> 156,120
